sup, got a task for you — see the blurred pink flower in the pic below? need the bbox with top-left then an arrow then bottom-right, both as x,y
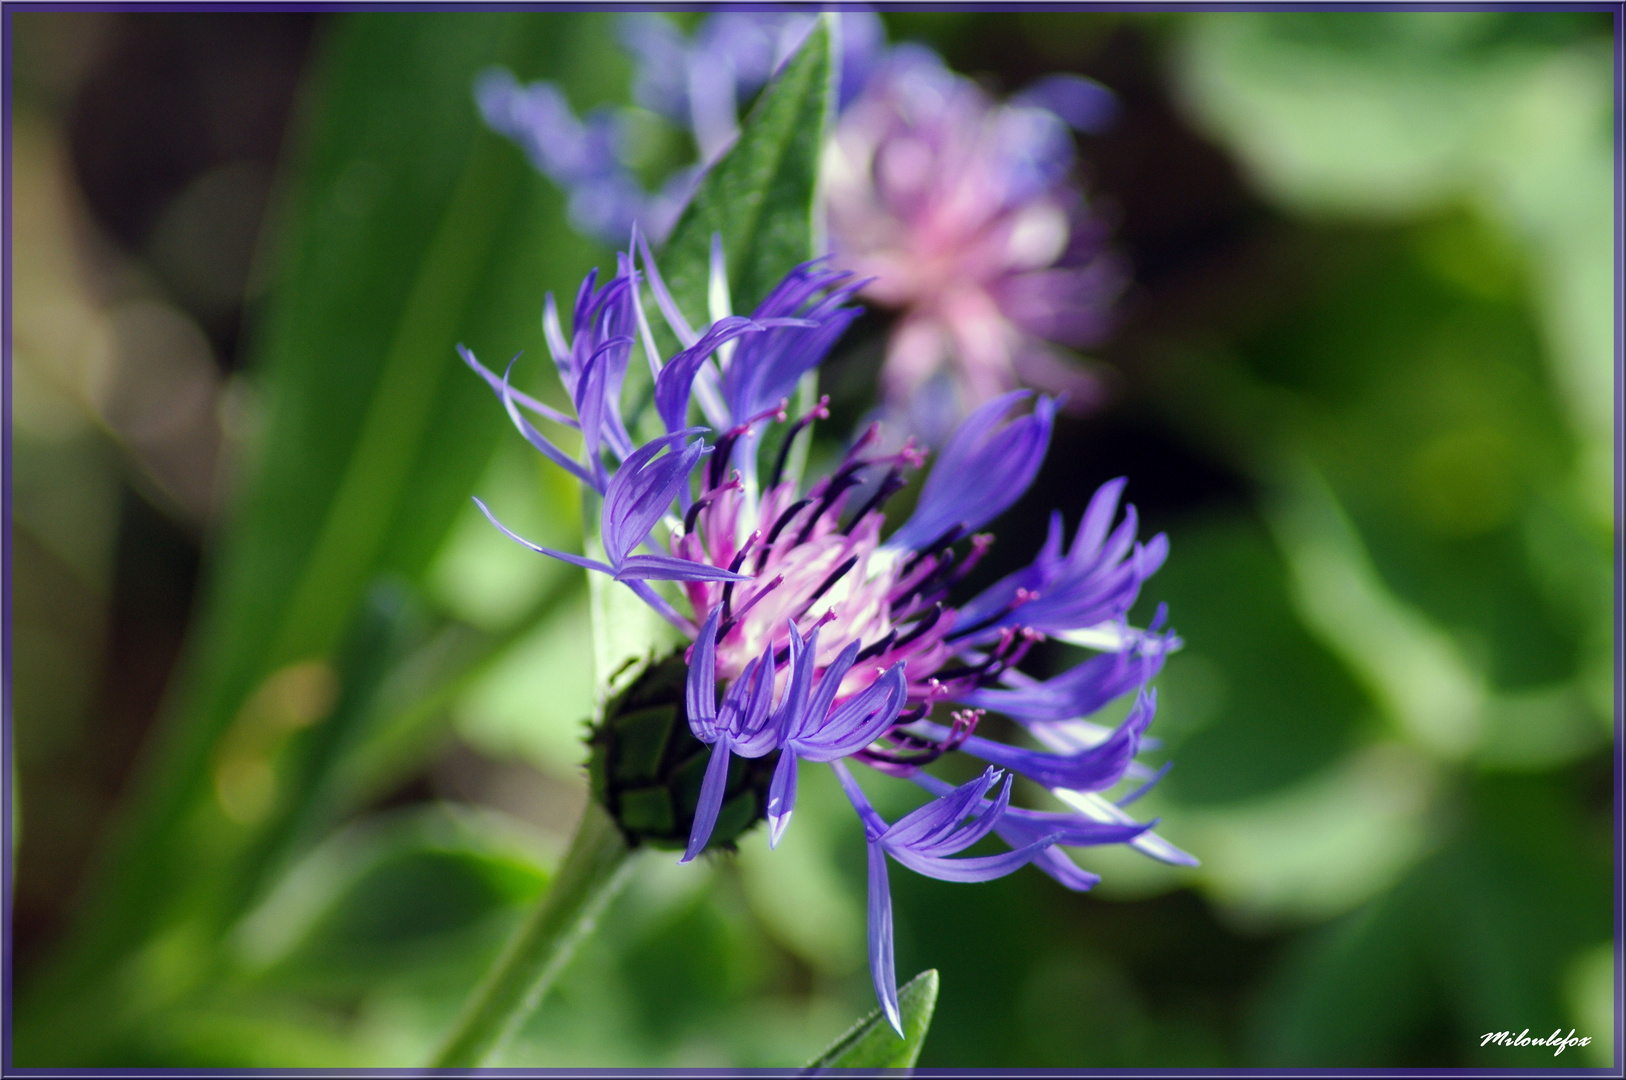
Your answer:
824,49 -> 1126,431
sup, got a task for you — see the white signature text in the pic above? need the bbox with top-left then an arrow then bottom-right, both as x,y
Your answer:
1482,1028 -> 1592,1056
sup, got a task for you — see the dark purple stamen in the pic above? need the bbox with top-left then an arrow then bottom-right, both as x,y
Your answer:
955,533 -> 995,580
854,630 -> 899,663
760,500 -> 813,553
893,549 -> 958,608
842,468 -> 908,536
893,604 -> 944,649
854,708 -> 978,774
928,663 -> 988,685
842,422 -> 883,465
933,629 -> 1041,693
766,395 -> 830,491
711,401 -> 790,489
900,533 -> 996,612
930,630 -> 1023,688
709,435 -> 741,490
945,588 -> 1037,643
684,489 -> 722,534
857,741 -> 939,769
718,573 -> 783,641
718,532 -> 760,621
980,631 -> 1039,687
798,554 -> 859,614
795,469 -> 866,546
898,524 -> 966,578
894,704 -> 930,726
942,708 -> 984,751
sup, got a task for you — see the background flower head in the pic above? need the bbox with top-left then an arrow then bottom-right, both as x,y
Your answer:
823,47 -> 1127,431
476,14 -> 1126,442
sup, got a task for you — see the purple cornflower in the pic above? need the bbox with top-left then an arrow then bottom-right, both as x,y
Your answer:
478,16 -> 1123,441
824,47 -> 1126,429
474,67 -> 698,245
463,234 -> 1192,1034
620,12 -> 886,163
476,12 -> 885,246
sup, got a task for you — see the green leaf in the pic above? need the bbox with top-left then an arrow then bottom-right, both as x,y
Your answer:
222,578 -> 430,920
652,15 -> 835,343
236,803 -> 551,994
1249,869 -> 1436,1065
584,19 -> 835,684
21,9 -> 609,1019
808,969 -> 940,1070
331,576 -> 587,814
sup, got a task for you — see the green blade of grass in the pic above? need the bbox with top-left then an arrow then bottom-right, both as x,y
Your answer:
649,14 -> 835,349
17,13 -> 611,1054
807,969 -> 940,1070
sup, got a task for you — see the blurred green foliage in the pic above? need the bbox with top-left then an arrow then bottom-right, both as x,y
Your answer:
16,11 -> 613,1062
10,9 -> 1614,1069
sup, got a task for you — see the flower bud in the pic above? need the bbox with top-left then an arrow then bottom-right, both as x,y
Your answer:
587,650 -> 778,851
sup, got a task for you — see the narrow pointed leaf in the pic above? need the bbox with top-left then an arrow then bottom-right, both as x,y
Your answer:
807,968 -> 939,1070
585,21 -> 835,679
24,13 -> 609,1018
648,16 -> 836,359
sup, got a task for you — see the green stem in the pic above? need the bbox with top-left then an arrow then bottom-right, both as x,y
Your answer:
430,800 -> 635,1068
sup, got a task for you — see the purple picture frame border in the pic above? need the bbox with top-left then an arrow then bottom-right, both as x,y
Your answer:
4,0 -> 13,1075
0,2 -> 1620,1077
0,2 -> 1622,14
1615,0 -> 1625,1077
